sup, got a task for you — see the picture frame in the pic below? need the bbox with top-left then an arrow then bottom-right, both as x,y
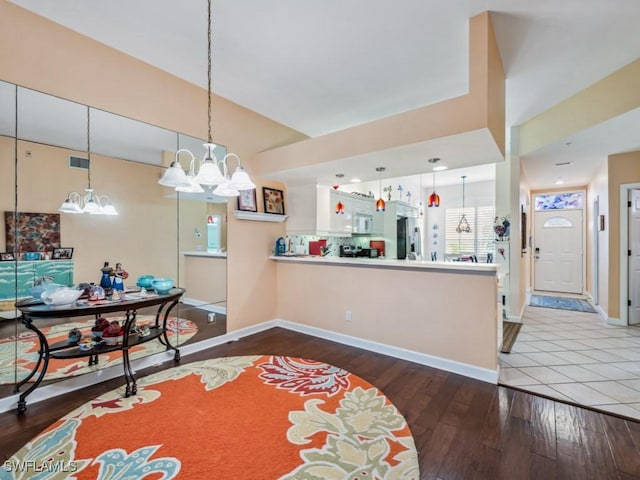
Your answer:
262,187 -> 285,215
52,247 -> 74,260
237,189 -> 258,212
0,252 -> 15,261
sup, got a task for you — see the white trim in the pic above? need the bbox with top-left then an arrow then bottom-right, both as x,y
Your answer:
232,211 -> 287,222
181,297 -> 227,315
593,196 -> 600,305
620,183 -> 640,326
0,318 -> 499,414
273,319 -> 498,384
607,315 -> 624,326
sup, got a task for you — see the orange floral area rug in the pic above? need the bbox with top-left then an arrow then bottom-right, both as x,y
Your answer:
0,316 -> 197,384
5,356 -> 419,479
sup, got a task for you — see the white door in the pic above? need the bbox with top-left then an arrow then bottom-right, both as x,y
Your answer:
629,189 -> 640,325
534,210 -> 583,294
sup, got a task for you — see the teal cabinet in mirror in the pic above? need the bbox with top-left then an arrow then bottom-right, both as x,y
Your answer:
0,81 -> 227,408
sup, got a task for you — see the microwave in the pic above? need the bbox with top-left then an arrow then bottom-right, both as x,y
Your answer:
353,213 -> 373,234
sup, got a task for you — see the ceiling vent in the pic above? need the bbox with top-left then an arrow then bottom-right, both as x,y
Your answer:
68,155 -> 89,169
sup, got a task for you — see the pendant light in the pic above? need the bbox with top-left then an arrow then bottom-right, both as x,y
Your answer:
427,157 -> 443,208
58,107 -> 118,215
158,0 -> 255,196
334,174 -> 345,214
456,175 -> 471,233
375,167 -> 386,212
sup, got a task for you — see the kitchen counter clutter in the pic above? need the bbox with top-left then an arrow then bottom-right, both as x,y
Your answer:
270,255 -> 497,274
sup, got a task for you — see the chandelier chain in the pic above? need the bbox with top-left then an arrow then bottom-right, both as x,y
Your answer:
87,106 -> 91,190
207,0 -> 213,144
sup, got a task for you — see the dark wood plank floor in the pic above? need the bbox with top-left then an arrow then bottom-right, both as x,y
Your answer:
1,327 -> 639,479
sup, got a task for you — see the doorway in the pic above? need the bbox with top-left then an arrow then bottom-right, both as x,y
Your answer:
534,209 -> 583,294
629,189 -> 640,325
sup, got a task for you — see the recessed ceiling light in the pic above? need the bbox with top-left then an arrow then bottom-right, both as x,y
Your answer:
350,178 -> 361,183
555,179 -> 564,185
433,165 -> 448,171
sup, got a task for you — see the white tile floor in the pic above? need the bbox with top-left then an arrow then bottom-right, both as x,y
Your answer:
499,302 -> 640,420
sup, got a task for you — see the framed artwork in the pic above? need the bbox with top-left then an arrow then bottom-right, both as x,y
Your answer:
52,247 -> 74,260
237,189 -> 257,212
0,252 -> 15,261
4,212 -> 61,253
262,187 -> 285,215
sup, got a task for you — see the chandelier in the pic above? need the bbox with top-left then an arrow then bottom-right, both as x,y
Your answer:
58,107 -> 118,215
456,175 -> 471,233
158,0 -> 255,197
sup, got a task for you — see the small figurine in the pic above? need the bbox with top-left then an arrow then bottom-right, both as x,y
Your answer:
68,328 -> 82,343
111,263 -> 129,291
100,261 -> 113,292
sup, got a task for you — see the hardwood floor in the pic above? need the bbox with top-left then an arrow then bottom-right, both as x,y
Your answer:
1,327 -> 640,479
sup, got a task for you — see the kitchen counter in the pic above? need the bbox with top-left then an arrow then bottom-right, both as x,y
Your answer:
270,255 -> 497,275
182,251 -> 227,258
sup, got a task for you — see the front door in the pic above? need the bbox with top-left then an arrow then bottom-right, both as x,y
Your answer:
534,209 -> 583,294
629,189 -> 640,325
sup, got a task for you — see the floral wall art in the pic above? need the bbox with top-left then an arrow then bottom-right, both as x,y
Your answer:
4,211 -> 61,254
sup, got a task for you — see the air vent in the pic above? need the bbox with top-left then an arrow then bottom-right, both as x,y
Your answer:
68,155 -> 89,169
554,161 -> 574,166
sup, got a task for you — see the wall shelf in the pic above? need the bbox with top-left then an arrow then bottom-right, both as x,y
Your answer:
233,211 -> 287,223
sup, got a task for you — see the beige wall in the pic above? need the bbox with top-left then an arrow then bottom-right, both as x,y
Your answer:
607,151 -> 640,319
0,1 -> 305,332
587,161 -> 609,311
276,262 -> 498,371
0,139 -> 178,284
183,256 -> 226,306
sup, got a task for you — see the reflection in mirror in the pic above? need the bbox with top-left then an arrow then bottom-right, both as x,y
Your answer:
0,82 -> 227,406
173,135 -> 228,344
0,81 -> 17,392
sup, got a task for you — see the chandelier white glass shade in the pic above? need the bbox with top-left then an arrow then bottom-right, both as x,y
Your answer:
58,106 -> 118,215
58,189 -> 118,215
157,0 -> 256,198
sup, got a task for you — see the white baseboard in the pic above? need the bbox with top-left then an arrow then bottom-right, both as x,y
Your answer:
181,297 -> 226,315
0,318 -> 498,414
606,315 -> 625,326
273,319 -> 498,384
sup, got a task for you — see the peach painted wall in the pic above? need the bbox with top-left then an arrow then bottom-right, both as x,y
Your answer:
275,262 -> 498,371
607,151 -> 640,319
587,161 -> 609,312
183,256 -> 226,307
0,1 -> 305,332
0,139 -> 178,284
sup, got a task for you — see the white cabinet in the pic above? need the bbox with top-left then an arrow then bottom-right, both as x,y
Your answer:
286,185 -> 351,235
329,190 -> 352,234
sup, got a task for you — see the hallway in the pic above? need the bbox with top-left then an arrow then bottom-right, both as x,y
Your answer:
499,304 -> 640,421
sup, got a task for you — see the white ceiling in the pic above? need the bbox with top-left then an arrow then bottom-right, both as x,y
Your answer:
8,0 -> 640,189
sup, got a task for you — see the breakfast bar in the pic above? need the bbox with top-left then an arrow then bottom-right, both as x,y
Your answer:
271,256 -> 499,382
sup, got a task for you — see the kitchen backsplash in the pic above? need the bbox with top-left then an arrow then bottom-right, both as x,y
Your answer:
284,235 -> 384,257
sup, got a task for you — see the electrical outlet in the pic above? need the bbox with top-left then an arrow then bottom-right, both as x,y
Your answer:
207,312 -> 216,324
345,310 -> 352,322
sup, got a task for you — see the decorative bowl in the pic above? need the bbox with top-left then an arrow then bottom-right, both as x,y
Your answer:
103,335 -> 123,346
136,275 -> 155,289
79,340 -> 95,351
42,288 -> 82,307
152,278 -> 174,294
24,252 -> 41,261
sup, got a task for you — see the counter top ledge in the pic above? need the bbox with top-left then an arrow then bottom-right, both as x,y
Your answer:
182,251 -> 227,258
270,255 -> 497,274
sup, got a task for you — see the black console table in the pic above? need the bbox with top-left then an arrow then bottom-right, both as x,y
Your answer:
15,288 -> 185,413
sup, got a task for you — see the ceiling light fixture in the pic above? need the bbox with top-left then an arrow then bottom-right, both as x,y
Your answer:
58,107 -> 118,215
456,175 -> 471,233
427,158 -> 441,208
158,0 -> 255,197
375,167 -> 386,212
334,174 -> 345,214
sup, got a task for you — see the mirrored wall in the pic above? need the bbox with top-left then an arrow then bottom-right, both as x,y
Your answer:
0,81 -> 228,402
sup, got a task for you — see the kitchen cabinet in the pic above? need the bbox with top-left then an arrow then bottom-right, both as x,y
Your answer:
286,185 -> 351,235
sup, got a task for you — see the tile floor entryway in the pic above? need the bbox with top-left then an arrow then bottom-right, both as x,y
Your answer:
499,303 -> 640,420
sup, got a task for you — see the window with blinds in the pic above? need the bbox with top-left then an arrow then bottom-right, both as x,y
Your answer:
444,206 -> 496,258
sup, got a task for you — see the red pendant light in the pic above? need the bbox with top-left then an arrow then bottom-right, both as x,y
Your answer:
334,173 -> 345,214
375,167 -> 386,212
427,158 -> 442,208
